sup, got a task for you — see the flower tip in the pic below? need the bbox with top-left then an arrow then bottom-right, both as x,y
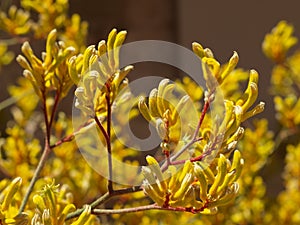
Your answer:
146,155 -> 158,165
66,46 -> 76,53
230,51 -> 239,63
249,69 -> 259,84
138,96 -> 146,103
50,28 -> 57,33
13,177 -> 22,184
192,41 -> 203,49
120,30 -> 127,35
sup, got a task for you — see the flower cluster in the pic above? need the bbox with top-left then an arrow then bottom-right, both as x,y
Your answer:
138,40 -> 265,216
0,5 -> 31,35
142,152 -> 243,214
1,0 -> 300,223
17,29 -> 75,100
31,180 -> 100,225
276,143 -> 300,224
138,79 -> 191,151
262,20 -> 298,63
0,43 -> 14,71
0,0 -> 87,56
71,29 -> 133,117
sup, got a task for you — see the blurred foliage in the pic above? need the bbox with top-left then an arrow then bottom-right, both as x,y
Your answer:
0,0 -> 299,224
0,43 -> 14,70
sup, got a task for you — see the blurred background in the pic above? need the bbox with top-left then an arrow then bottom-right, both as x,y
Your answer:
1,0 -> 300,125
1,0 -> 300,195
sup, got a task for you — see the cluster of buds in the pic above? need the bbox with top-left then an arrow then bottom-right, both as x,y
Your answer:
21,0 -> 68,38
142,151 -> 243,214
0,5 -> 31,35
198,69 -> 265,160
138,79 -> 190,151
17,29 -> 76,100
220,70 -> 264,140
262,21 -> 298,63
262,21 -> 300,129
274,95 -> 300,128
139,39 -> 265,214
71,29 -> 133,117
0,43 -> 14,71
192,42 -> 239,93
191,42 -> 264,157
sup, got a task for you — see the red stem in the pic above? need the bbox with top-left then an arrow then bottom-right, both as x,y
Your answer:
49,90 -> 60,130
160,95 -> 211,172
105,86 -> 113,194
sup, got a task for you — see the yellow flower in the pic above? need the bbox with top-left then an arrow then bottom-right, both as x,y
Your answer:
262,20 -> 298,63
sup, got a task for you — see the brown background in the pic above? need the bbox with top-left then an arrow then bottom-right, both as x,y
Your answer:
2,0 -> 300,126
70,0 -> 300,131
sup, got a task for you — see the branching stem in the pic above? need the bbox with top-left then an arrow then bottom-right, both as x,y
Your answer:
66,186 -> 205,219
19,91 -> 60,214
50,120 -> 94,148
94,116 -> 110,142
160,93 -> 212,172
171,98 -> 210,162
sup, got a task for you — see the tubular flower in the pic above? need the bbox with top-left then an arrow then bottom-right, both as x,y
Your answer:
138,79 -> 191,149
194,44 -> 264,156
0,5 -> 31,35
0,124 -> 41,180
192,41 -> 264,124
192,42 -> 239,89
21,0 -> 68,38
221,70 -> 265,138
262,20 -> 298,63
142,152 -> 243,214
16,29 -> 76,100
274,95 -> 300,128
60,14 -> 88,53
72,29 -> 133,117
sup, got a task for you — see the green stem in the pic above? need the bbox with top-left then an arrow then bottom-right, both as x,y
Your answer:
66,192 -> 110,220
